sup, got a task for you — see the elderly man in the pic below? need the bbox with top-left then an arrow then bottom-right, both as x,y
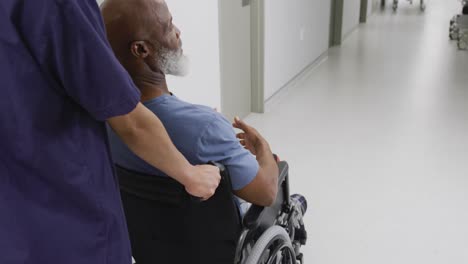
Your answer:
101,0 -> 279,263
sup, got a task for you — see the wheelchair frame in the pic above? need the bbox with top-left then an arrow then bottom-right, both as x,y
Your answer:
233,162 -> 307,264
116,161 -> 307,264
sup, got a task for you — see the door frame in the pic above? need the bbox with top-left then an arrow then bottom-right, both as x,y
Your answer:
250,0 -> 265,113
329,0 -> 344,47
360,0 -> 368,23
219,0 -> 265,117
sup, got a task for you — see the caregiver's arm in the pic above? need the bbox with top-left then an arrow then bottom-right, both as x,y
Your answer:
108,102 -> 220,200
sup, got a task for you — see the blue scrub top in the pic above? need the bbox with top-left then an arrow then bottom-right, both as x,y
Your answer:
0,1 -> 140,264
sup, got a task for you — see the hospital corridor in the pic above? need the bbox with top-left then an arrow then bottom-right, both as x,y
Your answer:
244,0 -> 468,263
1,0 -> 468,263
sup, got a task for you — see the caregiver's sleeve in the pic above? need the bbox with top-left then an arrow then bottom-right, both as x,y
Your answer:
39,0 -> 140,121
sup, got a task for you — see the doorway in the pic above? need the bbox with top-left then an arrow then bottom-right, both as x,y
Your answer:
218,0 -> 264,120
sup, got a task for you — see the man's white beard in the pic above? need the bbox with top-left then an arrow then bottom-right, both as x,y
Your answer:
158,47 -> 190,77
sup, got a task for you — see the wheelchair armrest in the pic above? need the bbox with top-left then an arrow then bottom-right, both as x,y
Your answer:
242,161 -> 290,230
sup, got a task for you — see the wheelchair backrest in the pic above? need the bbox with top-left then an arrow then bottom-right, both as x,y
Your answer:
115,164 -> 242,263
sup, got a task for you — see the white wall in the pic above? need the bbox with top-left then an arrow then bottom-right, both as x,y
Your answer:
164,0 -> 221,109
342,0 -> 362,38
96,0 -> 222,109
264,0 -> 331,100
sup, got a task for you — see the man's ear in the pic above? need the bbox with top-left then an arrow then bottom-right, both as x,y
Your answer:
130,41 -> 151,59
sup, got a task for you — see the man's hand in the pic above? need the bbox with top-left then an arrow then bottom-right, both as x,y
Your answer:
184,165 -> 221,200
232,117 -> 279,206
233,117 -> 265,156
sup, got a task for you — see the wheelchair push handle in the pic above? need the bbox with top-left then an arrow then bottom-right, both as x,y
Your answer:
189,161 -> 226,203
209,161 -> 226,173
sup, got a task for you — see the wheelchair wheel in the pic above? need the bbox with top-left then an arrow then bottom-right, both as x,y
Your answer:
459,32 -> 468,50
450,17 -> 456,27
451,27 -> 460,40
459,39 -> 468,50
245,226 -> 296,264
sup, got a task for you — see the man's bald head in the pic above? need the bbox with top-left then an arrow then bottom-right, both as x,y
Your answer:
102,0 -> 166,49
101,0 -> 188,77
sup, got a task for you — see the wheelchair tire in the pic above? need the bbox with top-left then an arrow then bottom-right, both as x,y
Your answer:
459,32 -> 468,50
459,39 -> 467,50
244,226 -> 295,264
451,28 -> 460,40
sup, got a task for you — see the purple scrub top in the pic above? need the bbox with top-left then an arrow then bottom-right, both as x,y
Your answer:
0,1 -> 141,263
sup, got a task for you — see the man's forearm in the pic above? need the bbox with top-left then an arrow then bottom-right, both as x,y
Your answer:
108,103 -> 193,186
256,138 -> 279,186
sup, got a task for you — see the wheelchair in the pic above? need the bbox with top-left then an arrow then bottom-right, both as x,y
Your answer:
449,3 -> 468,50
233,162 -> 307,264
116,161 -> 308,264
381,0 -> 426,11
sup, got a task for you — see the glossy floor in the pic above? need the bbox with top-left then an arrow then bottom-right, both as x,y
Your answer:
246,0 -> 468,263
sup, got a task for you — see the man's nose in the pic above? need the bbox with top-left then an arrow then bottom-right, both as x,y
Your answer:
175,26 -> 181,39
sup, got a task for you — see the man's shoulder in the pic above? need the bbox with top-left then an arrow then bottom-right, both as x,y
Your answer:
145,95 -> 219,122
145,95 -> 231,141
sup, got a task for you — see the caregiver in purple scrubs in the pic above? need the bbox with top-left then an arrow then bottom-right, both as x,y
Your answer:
0,1 -> 220,263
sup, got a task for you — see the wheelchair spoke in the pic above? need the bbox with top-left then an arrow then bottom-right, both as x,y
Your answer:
265,243 -> 296,264
244,226 -> 299,264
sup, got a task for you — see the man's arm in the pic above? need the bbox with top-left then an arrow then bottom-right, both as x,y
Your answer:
108,103 -> 220,200
233,118 -> 279,206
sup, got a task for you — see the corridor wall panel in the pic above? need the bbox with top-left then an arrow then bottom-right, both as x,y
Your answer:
264,0 -> 332,100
